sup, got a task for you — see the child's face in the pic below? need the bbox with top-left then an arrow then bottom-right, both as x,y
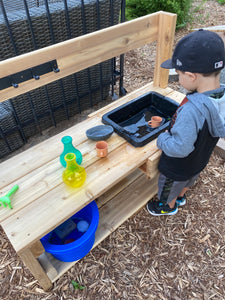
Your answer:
176,70 -> 197,92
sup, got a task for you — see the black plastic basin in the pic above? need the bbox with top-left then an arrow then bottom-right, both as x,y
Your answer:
102,91 -> 178,147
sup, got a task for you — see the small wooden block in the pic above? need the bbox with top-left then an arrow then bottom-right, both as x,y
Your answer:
38,253 -> 58,280
214,138 -> 225,159
139,150 -> 161,178
30,240 -> 45,258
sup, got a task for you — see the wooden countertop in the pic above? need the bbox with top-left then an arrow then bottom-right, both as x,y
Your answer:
0,83 -> 184,254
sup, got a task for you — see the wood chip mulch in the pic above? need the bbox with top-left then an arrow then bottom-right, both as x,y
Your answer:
1,1 -> 225,299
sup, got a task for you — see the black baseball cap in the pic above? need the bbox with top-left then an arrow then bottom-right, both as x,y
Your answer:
161,29 -> 225,73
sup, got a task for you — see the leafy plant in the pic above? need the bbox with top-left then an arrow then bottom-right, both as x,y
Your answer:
125,0 -> 193,29
216,0 -> 225,3
71,280 -> 85,290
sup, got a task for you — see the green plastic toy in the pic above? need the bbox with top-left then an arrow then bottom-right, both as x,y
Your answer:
0,185 -> 19,209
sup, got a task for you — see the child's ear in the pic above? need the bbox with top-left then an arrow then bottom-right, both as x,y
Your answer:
185,71 -> 197,81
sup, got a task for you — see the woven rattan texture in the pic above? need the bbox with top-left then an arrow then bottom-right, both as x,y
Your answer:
0,104 -> 24,158
0,0 -> 121,157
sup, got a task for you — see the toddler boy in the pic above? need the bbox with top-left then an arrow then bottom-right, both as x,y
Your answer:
147,29 -> 225,216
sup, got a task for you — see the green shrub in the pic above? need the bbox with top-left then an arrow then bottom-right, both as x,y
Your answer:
125,0 -> 193,29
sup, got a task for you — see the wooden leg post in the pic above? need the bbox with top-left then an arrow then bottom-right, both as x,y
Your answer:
18,241 -> 53,291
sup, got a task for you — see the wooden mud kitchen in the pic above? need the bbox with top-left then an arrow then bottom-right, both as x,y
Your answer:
0,11 -> 188,290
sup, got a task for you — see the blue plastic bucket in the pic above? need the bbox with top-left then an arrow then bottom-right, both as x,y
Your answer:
41,201 -> 99,262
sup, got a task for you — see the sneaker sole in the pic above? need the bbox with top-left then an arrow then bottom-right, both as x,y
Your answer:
146,204 -> 178,216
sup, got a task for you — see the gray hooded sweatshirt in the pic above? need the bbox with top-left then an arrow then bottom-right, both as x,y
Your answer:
157,86 -> 225,181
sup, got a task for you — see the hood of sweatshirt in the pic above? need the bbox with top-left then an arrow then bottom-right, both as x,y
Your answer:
186,86 -> 225,138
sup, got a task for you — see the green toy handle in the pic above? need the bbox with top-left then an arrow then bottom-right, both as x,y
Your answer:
6,185 -> 19,197
0,185 -> 19,209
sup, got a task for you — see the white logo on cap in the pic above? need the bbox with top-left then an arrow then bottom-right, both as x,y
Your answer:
176,59 -> 182,66
215,61 -> 223,68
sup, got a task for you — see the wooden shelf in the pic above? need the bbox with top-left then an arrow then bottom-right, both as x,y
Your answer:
38,170 -> 158,282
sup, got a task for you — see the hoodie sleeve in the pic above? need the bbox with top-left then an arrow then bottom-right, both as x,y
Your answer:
157,106 -> 198,158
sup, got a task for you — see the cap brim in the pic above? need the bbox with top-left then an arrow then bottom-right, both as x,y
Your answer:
161,59 -> 173,69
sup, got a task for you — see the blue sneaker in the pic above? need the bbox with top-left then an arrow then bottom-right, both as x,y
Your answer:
146,200 -> 178,216
176,194 -> 186,206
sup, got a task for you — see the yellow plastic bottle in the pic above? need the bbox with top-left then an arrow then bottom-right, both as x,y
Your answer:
62,153 -> 86,188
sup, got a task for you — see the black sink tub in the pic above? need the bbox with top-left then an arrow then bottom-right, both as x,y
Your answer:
102,92 -> 179,147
